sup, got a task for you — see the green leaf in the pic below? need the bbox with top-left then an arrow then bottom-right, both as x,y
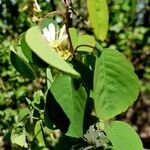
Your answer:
69,27 -> 78,49
15,34 -> 48,68
46,67 -> 53,89
14,33 -> 30,62
69,27 -> 95,52
50,75 -> 87,137
33,90 -> 44,104
34,120 -> 46,146
93,48 -> 140,120
10,51 -> 36,80
21,34 -> 33,62
18,108 -> 29,122
11,123 -> 28,148
87,0 -> 109,41
45,90 -> 70,132
77,35 -> 95,52
25,26 -> 80,78
33,90 -> 45,110
105,121 -> 143,150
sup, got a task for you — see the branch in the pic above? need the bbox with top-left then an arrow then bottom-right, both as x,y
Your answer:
44,11 -> 66,20
65,6 -> 74,56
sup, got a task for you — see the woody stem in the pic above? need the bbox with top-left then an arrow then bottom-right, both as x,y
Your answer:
64,2 -> 74,56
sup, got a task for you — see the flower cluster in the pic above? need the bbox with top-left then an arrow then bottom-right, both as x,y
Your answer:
43,23 -> 71,60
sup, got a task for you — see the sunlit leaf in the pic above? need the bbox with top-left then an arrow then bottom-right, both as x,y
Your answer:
25,26 -> 80,78
77,35 -> 95,52
105,121 -> 143,150
34,120 -> 46,146
87,0 -> 109,41
93,48 -> 140,120
69,27 -> 95,52
69,27 -> 78,49
11,124 -> 28,148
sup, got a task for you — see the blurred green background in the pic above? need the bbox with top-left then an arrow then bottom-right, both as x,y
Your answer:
0,0 -> 149,149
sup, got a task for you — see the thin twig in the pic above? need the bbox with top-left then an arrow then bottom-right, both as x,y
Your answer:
38,11 -> 66,28
44,11 -> 66,20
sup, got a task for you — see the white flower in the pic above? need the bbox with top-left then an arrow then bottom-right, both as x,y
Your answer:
43,23 -> 71,60
43,23 -> 68,49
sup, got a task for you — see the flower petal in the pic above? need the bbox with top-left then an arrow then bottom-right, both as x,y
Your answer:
58,34 -> 68,45
48,23 -> 56,41
43,27 -> 51,42
58,25 -> 67,41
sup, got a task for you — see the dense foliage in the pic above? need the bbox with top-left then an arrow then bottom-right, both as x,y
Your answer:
0,0 -> 149,149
